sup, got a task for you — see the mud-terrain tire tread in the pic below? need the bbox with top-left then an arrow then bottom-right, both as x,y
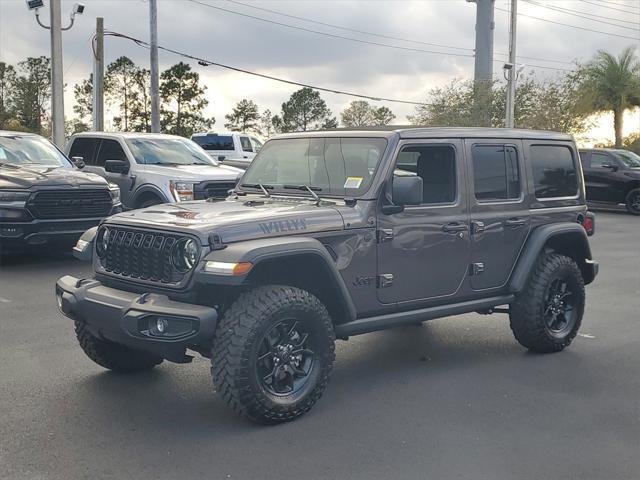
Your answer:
510,253 -> 585,353
211,285 -> 335,424
74,320 -> 163,372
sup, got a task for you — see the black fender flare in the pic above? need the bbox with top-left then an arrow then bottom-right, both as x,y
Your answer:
131,184 -> 170,207
509,222 -> 596,292
196,236 -> 357,322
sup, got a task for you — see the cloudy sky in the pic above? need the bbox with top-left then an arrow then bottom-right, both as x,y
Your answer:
0,0 -> 638,141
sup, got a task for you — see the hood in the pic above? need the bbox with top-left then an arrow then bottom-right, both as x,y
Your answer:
0,164 -> 108,190
141,163 -> 243,181
105,195 -> 346,244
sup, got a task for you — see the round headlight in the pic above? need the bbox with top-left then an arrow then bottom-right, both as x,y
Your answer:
172,238 -> 199,272
96,227 -> 110,257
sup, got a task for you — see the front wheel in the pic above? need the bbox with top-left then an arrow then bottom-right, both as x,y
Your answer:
625,188 -> 640,215
509,253 -> 585,353
211,285 -> 335,424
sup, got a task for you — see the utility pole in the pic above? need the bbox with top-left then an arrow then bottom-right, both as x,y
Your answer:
49,0 -> 65,146
149,0 -> 161,133
468,0 -> 495,127
30,0 -> 85,145
505,0 -> 518,128
93,17 -> 104,131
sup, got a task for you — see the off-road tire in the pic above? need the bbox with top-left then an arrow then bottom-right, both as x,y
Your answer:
212,285 -> 336,424
625,188 -> 640,215
509,253 -> 585,353
74,320 -> 163,372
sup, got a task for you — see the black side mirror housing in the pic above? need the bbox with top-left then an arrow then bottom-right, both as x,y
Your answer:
71,156 -> 85,169
104,159 -> 129,174
382,176 -> 423,214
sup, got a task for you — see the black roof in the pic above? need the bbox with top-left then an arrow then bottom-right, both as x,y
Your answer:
276,126 -> 573,141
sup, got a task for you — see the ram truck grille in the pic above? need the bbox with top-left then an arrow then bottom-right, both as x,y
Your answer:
28,189 -> 112,219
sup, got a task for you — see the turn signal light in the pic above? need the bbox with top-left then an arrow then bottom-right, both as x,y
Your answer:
203,261 -> 253,275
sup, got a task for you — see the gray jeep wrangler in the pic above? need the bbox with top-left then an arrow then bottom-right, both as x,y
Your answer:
56,127 -> 598,423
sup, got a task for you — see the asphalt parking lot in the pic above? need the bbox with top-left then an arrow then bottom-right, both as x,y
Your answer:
1,211 -> 638,480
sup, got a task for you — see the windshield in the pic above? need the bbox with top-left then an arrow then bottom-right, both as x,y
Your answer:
616,150 -> 640,168
191,134 -> 235,151
0,135 -> 71,168
240,137 -> 387,197
126,138 -> 215,166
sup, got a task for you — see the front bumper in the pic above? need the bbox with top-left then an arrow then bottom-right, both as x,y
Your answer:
55,275 -> 218,362
0,207 -> 122,251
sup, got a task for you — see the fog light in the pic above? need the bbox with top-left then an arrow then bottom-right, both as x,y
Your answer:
156,318 -> 168,334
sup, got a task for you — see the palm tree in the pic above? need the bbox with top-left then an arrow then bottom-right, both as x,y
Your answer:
580,47 -> 640,147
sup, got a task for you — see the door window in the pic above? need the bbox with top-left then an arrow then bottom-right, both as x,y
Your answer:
96,139 -> 127,167
530,145 -> 578,199
191,134 -> 235,151
251,137 -> 263,152
472,145 -> 520,201
68,138 -> 100,165
394,145 -> 456,204
240,136 -> 253,153
591,153 -> 614,169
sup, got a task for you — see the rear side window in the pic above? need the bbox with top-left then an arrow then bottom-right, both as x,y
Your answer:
192,135 -> 235,151
96,139 -> 127,167
240,136 -> 253,152
68,137 -> 100,165
530,145 -> 578,199
472,145 -> 520,201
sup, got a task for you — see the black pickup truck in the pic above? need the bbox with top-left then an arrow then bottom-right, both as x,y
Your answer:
0,130 -> 121,255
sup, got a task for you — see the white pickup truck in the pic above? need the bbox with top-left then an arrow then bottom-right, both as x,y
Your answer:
190,132 -> 263,170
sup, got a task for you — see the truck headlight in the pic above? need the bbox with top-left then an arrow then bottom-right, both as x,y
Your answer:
0,191 -> 29,203
108,183 -> 121,204
96,226 -> 110,257
169,181 -> 195,202
171,238 -> 200,272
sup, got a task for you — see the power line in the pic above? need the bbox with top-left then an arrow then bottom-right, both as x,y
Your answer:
224,0 -> 474,52
495,6 -> 640,40
224,0 -> 575,66
522,0 -> 640,29
578,0 -> 640,15
188,0 -> 574,70
185,0 -> 474,58
102,31 -> 431,106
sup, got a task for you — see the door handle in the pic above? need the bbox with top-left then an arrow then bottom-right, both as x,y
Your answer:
504,218 -> 527,228
442,222 -> 468,234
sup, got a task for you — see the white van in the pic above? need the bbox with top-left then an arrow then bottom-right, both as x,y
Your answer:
190,132 -> 263,170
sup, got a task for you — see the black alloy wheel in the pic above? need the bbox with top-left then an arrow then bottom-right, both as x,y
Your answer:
256,319 -> 316,397
543,278 -> 577,337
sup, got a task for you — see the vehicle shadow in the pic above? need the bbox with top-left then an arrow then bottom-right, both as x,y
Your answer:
0,249 -> 77,268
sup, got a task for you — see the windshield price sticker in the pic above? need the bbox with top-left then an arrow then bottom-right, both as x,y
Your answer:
344,177 -> 363,189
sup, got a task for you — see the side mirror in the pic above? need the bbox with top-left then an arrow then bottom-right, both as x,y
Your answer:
601,163 -> 619,171
382,176 -> 423,214
218,156 -> 226,162
104,159 -> 129,174
71,156 -> 85,169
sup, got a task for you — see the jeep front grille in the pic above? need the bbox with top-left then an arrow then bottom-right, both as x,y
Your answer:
28,189 -> 112,219
99,227 -> 195,285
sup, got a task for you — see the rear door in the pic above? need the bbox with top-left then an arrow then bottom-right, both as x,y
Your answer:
466,140 -> 530,291
586,151 -> 626,204
377,140 -> 470,305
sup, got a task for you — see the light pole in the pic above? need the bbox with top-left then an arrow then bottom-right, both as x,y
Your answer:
149,0 -> 161,133
505,0 -> 518,128
28,0 -> 85,146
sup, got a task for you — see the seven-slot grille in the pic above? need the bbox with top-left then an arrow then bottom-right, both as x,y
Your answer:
28,189 -> 112,219
101,227 -> 190,285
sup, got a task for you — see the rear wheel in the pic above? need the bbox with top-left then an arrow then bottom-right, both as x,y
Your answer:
211,285 -> 335,424
625,188 -> 640,215
509,253 -> 585,353
74,320 -> 163,372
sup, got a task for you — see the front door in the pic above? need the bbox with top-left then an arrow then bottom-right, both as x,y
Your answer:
466,140 -> 530,291
377,141 -> 470,305
585,152 -> 626,204
93,139 -> 136,207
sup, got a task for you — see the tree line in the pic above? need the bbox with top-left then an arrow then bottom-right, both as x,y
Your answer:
0,47 -> 638,150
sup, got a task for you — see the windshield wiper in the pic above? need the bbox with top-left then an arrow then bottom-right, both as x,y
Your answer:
283,184 -> 322,204
241,183 -> 274,198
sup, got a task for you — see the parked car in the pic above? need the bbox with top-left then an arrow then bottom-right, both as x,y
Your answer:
65,133 -> 244,209
191,131 -> 263,170
579,148 -> 640,215
0,130 -> 121,254
58,127 -> 598,423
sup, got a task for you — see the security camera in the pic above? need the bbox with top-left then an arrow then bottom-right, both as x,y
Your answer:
503,63 -> 514,70
73,3 -> 85,15
26,0 -> 44,10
